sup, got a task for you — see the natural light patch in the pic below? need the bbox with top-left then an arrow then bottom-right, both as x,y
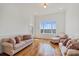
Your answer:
40,20 -> 56,34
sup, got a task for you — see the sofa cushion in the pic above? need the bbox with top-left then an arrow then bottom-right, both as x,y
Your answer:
14,41 -> 25,50
15,36 -> 21,43
23,35 -> 31,40
24,39 -> 32,44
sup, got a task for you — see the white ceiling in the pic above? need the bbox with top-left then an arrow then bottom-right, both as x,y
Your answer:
0,3 -> 79,15
0,3 -> 78,8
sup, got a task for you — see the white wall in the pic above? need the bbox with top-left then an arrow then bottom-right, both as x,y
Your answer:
0,4 -> 34,36
0,3 -> 79,37
65,4 -> 79,37
34,11 -> 65,38
33,4 -> 79,38
0,3 -> 79,53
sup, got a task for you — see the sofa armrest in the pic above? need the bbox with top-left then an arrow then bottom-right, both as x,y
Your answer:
59,43 -> 68,56
2,42 -> 14,49
2,42 -> 14,55
66,49 -> 79,56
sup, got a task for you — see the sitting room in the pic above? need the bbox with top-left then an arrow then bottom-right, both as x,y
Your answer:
0,3 -> 79,56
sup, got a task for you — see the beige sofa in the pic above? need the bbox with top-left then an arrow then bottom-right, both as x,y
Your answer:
1,35 -> 33,56
58,33 -> 79,56
59,40 -> 79,56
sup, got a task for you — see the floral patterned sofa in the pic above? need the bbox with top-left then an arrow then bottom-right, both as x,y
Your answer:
59,33 -> 79,56
1,35 -> 33,56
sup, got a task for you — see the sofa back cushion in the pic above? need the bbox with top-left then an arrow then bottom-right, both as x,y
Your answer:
2,38 -> 10,42
66,39 -> 77,48
9,37 -> 16,46
18,35 -> 23,41
67,42 -> 79,50
23,35 -> 31,40
15,36 -> 21,43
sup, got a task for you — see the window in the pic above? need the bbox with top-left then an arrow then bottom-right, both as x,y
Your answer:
40,20 -> 56,34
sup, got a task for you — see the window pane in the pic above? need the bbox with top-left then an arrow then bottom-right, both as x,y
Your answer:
40,20 -> 56,34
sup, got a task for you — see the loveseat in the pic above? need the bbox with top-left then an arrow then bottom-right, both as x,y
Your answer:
59,33 -> 79,56
1,35 -> 33,56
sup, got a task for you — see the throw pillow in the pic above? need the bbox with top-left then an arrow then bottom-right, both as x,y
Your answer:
15,36 -> 21,43
63,38 -> 71,46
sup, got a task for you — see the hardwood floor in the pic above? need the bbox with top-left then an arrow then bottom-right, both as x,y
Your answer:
15,39 -> 62,56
